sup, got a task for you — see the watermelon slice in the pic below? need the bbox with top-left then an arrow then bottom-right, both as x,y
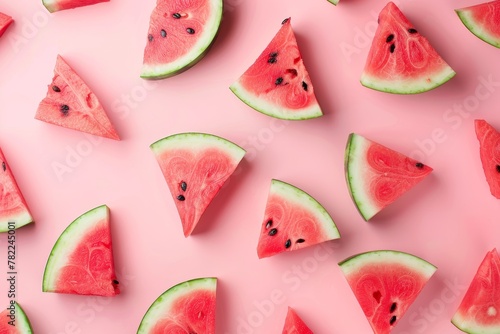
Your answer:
339,250 -> 437,334
475,119 -> 500,199
137,277 -> 217,333
456,0 -> 500,48
35,55 -> 120,140
141,0 -> 223,79
0,12 -> 13,38
42,205 -> 120,296
282,307 -> 313,334
150,133 -> 245,237
344,133 -> 433,221
0,302 -> 34,333
257,179 -> 340,259
230,18 -> 323,120
0,148 -> 33,233
452,248 -> 500,333
361,2 -> 456,94
42,0 -> 109,13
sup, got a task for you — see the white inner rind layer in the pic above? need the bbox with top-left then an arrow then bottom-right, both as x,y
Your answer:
0,210 -> 33,233
42,205 -> 109,291
339,250 -> 437,278
14,303 -> 34,333
137,277 -> 217,333
140,0 -> 223,78
360,65 -> 456,94
230,80 -> 323,121
270,179 -> 340,239
456,9 -> 500,48
41,0 -> 58,12
452,313 -> 500,334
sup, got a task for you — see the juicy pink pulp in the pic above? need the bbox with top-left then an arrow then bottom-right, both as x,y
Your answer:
364,2 -> 450,80
151,289 -> 216,334
282,307 -> 313,334
467,0 -> 500,38
475,119 -> 500,198
143,0 -> 211,65
0,308 -> 21,334
237,18 -> 318,111
0,12 -> 13,38
55,219 -> 119,296
48,0 -> 109,12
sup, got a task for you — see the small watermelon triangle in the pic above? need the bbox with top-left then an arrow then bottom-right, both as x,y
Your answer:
475,119 -> 500,198
257,179 -> 340,259
344,133 -> 433,221
0,147 -> 33,232
150,133 -> 245,237
230,18 -> 323,120
282,307 -> 314,334
42,205 -> 120,296
452,249 -> 500,333
361,2 -> 455,94
0,302 -> 34,333
455,0 -> 500,48
0,12 -> 13,38
42,0 -> 110,13
35,55 -> 120,140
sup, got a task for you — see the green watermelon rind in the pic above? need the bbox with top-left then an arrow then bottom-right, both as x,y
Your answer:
455,9 -> 500,49
2,302 -> 34,334
140,0 -> 224,80
327,0 -> 339,5
270,179 -> 341,240
229,80 -> 323,121
42,205 -> 110,293
137,277 -> 217,333
452,315 -> 500,334
0,211 -> 33,233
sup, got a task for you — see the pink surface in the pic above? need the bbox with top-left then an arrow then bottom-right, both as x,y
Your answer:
0,0 -> 499,333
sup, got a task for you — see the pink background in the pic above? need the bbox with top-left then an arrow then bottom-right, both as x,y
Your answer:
0,0 -> 499,333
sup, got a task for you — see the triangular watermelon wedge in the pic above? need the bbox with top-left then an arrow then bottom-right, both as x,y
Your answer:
0,148 -> 33,233
475,119 -> 500,198
42,205 -> 120,296
344,133 -> 433,221
361,2 -> 455,94
282,307 -> 314,334
452,248 -> 500,333
42,0 -> 109,13
230,18 -> 323,120
0,12 -> 13,38
339,250 -> 437,334
35,55 -> 120,140
456,0 -> 500,48
257,179 -> 340,259
0,302 -> 34,333
150,133 -> 245,237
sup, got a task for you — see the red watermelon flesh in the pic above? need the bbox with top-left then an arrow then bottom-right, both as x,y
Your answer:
452,249 -> 500,333
42,0 -> 109,13
0,302 -> 34,333
361,2 -> 455,94
456,0 -> 500,48
0,148 -> 33,233
0,12 -> 13,38
282,307 -> 313,334
35,55 -> 120,140
475,119 -> 500,198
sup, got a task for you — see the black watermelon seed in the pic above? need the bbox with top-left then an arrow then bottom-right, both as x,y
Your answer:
386,34 -> 395,43
268,57 -> 277,64
282,18 -> 289,24
180,181 -> 187,191
173,13 -> 181,19
148,34 -> 153,42
113,280 -> 119,285
275,77 -> 284,85
296,239 -> 305,243
270,52 -> 278,58
408,28 -> 418,34
52,85 -> 61,92
265,219 -> 273,229
390,44 -> 396,53
186,28 -> 195,34
390,316 -> 397,325
2,162 -> 5,172
416,162 -> 424,169
268,228 -> 278,236
177,195 -> 186,201
496,165 -> 500,173
285,239 -> 292,248
390,302 -> 397,313
60,104 -> 69,115
161,29 -> 167,38
302,81 -> 308,91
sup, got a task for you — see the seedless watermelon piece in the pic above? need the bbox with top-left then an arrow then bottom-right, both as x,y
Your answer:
344,133 -> 433,221
339,250 -> 437,334
452,249 -> 500,333
361,2 -> 455,94
150,133 -> 245,237
141,0 -> 223,79
257,179 -> 340,259
0,12 -> 13,38
475,120 -> 500,198
230,18 -> 323,120
456,0 -> 500,48
282,307 -> 313,334
137,277 -> 217,334
43,205 -> 120,296
35,55 -> 120,140
0,302 -> 34,333
0,148 -> 33,233
42,0 -> 109,13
